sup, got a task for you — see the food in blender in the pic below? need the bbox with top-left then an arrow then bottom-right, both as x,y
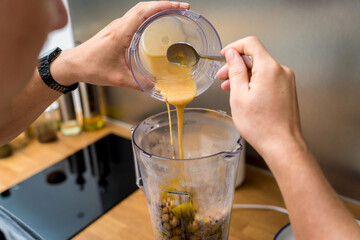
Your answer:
153,192 -> 230,240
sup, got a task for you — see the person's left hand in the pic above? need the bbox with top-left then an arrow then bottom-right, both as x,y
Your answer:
52,1 -> 190,89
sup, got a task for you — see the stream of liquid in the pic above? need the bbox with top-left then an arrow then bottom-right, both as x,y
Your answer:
140,17 -> 197,159
165,102 -> 173,146
149,55 -> 196,159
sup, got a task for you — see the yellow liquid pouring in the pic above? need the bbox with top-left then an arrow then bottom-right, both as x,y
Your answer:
140,17 -> 197,159
151,56 -> 196,159
165,101 -> 173,146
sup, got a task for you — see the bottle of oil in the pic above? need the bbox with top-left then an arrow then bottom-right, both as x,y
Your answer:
78,83 -> 105,131
58,92 -> 82,136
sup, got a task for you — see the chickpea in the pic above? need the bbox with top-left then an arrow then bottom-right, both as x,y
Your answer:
174,227 -> 183,235
170,216 -> 179,227
163,207 -> 169,214
162,213 -> 170,222
163,222 -> 171,231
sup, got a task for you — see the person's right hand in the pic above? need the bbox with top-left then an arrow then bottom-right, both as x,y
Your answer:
217,37 -> 305,160
219,37 -> 360,240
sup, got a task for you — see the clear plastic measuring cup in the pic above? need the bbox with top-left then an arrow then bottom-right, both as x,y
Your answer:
132,108 -> 243,240
129,9 -> 223,102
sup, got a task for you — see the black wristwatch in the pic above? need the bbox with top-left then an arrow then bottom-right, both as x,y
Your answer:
37,47 -> 78,94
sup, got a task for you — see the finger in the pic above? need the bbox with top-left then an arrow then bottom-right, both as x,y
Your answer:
217,64 -> 229,80
225,48 -> 249,92
143,1 -> 190,16
221,80 -> 230,91
126,1 -> 189,27
121,1 -> 190,41
242,55 -> 253,69
221,36 -> 272,64
169,1 -> 191,9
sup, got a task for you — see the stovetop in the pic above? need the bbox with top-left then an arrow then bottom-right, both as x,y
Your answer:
0,134 -> 137,240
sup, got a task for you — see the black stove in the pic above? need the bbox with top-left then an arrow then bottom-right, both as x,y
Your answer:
0,134 -> 137,240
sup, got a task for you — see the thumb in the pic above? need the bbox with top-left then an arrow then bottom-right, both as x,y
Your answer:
225,49 -> 249,93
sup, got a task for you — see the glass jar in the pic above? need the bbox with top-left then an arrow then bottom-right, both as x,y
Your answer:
9,131 -> 30,150
58,92 -> 82,136
34,102 -> 59,143
79,83 -> 105,131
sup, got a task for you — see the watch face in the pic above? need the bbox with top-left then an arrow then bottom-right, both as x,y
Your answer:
39,47 -> 61,60
49,47 -> 62,62
39,47 -> 57,59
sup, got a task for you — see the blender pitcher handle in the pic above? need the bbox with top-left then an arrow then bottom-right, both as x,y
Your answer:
131,127 -> 145,192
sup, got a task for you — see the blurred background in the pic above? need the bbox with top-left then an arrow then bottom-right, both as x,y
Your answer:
67,0 -> 360,201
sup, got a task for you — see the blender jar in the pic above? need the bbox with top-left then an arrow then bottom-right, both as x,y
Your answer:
132,108 -> 242,240
129,9 -> 222,102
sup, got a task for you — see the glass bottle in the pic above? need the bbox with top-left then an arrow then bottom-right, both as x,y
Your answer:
58,92 -> 82,136
34,102 -> 59,143
78,83 -> 105,131
9,131 -> 30,150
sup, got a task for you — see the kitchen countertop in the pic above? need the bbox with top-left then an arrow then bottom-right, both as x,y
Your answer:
1,122 -> 359,240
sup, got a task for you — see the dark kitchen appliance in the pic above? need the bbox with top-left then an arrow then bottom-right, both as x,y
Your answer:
0,134 -> 137,240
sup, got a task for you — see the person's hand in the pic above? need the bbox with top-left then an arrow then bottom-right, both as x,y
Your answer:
219,37 -> 360,240
217,36 -> 305,159
52,1 -> 190,89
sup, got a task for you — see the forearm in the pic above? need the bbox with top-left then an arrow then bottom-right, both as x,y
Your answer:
0,69 -> 62,146
0,48 -> 82,146
264,140 -> 360,240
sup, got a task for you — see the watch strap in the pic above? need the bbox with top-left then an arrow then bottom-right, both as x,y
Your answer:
38,47 -> 78,94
